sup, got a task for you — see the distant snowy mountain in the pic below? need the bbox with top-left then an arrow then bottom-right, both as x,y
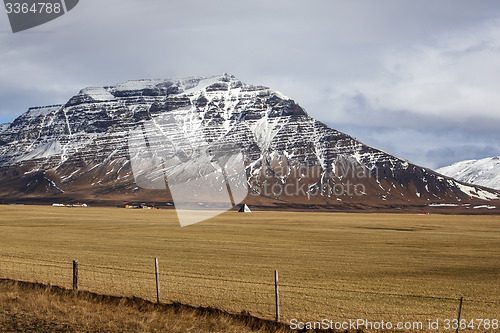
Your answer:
437,157 -> 500,190
0,74 -> 499,210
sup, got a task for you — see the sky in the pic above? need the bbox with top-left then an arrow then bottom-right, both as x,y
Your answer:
1,0 -> 500,169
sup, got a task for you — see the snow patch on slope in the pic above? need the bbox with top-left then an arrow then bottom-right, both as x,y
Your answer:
455,182 -> 500,200
16,140 -> 62,162
181,76 -> 221,95
250,117 -> 283,151
25,105 -> 60,119
44,174 -> 64,193
80,87 -> 116,101
113,79 -> 169,92
473,205 -> 496,209
0,123 -> 8,133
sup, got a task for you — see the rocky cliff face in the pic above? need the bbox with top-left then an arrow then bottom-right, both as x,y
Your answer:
1,74 -> 499,211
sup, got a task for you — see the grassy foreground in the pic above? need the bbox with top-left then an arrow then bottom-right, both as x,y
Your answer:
0,279 -> 289,333
0,205 -> 499,330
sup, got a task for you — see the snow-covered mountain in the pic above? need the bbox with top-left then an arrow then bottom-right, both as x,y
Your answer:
0,74 -> 499,210
437,157 -> 500,191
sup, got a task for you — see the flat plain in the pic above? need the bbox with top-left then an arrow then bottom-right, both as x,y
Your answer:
0,205 -> 499,330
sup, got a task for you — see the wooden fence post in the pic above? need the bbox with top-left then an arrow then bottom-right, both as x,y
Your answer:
275,269 -> 280,322
155,257 -> 161,303
456,297 -> 464,333
72,260 -> 78,290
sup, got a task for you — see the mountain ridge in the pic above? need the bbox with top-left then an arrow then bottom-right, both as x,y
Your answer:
0,74 -> 499,213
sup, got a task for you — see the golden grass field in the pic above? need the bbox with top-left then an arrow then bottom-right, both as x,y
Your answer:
0,205 -> 499,331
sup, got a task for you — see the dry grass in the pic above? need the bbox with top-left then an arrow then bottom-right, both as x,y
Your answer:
0,205 -> 499,330
0,279 -> 289,332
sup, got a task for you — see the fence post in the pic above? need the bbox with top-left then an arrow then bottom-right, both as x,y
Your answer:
456,297 -> 463,333
155,257 -> 161,303
72,260 -> 78,290
275,269 -> 280,322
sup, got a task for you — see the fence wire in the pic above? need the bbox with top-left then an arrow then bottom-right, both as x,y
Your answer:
0,254 -> 498,326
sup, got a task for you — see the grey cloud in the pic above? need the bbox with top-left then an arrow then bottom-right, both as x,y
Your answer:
426,145 -> 500,169
327,91 -> 500,135
328,121 -> 500,170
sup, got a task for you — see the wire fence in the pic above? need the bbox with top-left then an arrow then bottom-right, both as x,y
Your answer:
0,253 -> 498,330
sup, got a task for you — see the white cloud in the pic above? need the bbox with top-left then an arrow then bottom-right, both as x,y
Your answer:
324,19 -> 500,124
